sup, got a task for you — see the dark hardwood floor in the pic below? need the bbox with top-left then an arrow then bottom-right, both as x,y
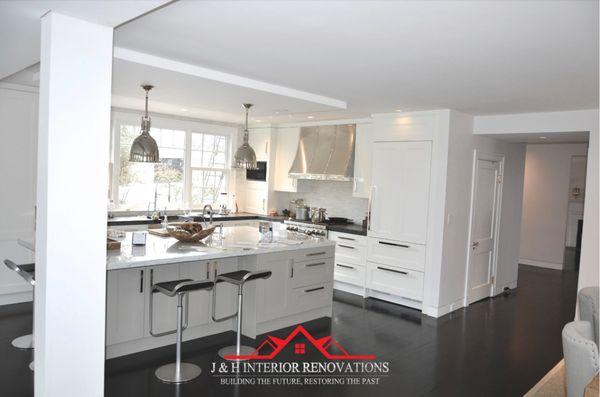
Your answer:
0,265 -> 578,397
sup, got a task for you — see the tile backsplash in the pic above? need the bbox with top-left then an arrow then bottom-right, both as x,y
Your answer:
273,179 -> 368,222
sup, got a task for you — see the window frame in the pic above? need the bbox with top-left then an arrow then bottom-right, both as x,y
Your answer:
110,110 -> 236,212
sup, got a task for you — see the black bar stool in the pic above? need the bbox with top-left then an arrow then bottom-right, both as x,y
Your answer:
150,278 -> 214,383
212,269 -> 272,361
4,259 -> 35,371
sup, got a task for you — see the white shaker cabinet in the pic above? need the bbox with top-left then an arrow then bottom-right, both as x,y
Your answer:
146,264 -> 181,336
368,141 -> 432,244
212,258 -> 239,322
273,126 -> 302,192
179,261 -> 211,328
255,252 -> 293,323
244,181 -> 269,214
106,268 -> 146,345
352,123 -> 372,199
248,128 -> 271,161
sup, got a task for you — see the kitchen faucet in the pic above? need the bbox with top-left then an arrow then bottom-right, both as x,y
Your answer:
203,204 -> 213,226
147,185 -> 159,219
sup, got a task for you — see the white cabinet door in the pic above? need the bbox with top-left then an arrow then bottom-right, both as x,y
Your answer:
146,264 -> 181,336
369,141 -> 431,244
179,261 -> 211,328
245,181 -> 268,214
248,128 -> 270,161
273,127 -> 301,192
255,252 -> 292,323
353,123 -> 372,198
106,268 -> 146,345
212,258 -> 239,322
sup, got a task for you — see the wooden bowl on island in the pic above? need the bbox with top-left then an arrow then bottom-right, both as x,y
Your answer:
167,222 -> 217,243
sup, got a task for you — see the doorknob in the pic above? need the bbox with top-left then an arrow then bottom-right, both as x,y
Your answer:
472,241 -> 480,250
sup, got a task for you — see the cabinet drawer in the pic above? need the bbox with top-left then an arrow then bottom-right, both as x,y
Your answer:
291,246 -> 335,263
366,262 -> 423,301
335,243 -> 367,265
367,237 -> 426,272
328,232 -> 367,247
334,262 -> 366,287
291,257 -> 333,288
289,282 -> 333,314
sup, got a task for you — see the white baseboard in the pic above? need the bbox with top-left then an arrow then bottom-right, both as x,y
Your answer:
365,289 -> 422,311
0,291 -> 33,306
422,298 -> 464,318
519,258 -> 563,270
494,280 -> 518,295
333,281 -> 366,297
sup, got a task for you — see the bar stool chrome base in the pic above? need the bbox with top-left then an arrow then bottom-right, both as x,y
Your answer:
12,334 -> 33,349
155,362 -> 201,383
218,345 -> 255,361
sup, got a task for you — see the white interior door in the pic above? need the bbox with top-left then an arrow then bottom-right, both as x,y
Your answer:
466,154 -> 503,304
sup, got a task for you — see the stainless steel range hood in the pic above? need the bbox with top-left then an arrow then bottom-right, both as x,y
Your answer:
288,124 -> 356,181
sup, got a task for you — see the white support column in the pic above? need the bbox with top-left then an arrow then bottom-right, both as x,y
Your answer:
35,12 -> 113,396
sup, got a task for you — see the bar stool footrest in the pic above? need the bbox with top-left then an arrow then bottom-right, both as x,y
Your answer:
155,362 -> 201,383
12,334 -> 33,349
219,345 -> 255,361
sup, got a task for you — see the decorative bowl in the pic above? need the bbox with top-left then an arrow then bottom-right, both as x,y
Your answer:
167,222 -> 216,242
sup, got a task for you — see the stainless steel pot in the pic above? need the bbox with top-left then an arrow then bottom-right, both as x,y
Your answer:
295,206 -> 309,221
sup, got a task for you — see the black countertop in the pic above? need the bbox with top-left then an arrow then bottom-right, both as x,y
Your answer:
107,213 -> 367,236
178,212 -> 287,223
326,223 -> 368,236
108,216 -> 162,226
107,213 -> 286,227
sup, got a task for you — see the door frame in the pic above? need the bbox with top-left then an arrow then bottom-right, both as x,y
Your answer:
464,150 -> 505,306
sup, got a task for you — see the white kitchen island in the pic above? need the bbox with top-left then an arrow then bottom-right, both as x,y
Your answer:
105,224 -> 335,358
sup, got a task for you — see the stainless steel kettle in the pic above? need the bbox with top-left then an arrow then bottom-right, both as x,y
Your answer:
311,207 -> 327,223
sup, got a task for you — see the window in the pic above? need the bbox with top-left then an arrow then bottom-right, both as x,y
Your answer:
110,113 -> 234,211
190,132 -> 228,207
294,343 -> 306,354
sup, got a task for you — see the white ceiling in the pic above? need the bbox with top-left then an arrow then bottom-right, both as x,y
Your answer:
113,0 -> 599,119
2,1 -> 598,124
0,0 -> 169,79
111,57 -> 351,123
482,131 -> 589,144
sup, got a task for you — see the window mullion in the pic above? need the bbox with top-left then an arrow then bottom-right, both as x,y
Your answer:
184,129 -> 192,210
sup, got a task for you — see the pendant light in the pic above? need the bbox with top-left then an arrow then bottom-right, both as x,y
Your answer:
233,103 -> 258,170
129,85 -> 159,163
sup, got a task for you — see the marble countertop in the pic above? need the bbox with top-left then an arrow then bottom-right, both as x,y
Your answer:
107,225 -> 334,271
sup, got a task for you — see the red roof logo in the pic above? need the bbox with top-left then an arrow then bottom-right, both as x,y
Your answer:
223,325 -> 376,361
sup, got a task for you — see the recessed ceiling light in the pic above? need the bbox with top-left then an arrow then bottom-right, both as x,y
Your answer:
307,115 -> 315,119
255,119 -> 262,122
180,108 -> 188,112
394,109 -> 403,112
539,136 -> 547,140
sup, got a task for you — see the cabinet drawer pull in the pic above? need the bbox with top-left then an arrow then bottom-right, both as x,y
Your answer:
338,236 -> 356,241
306,251 -> 326,257
306,262 -> 326,267
377,266 -> 408,275
305,286 -> 325,293
139,270 -> 144,293
337,244 -> 355,249
379,241 -> 410,248
336,264 -> 354,270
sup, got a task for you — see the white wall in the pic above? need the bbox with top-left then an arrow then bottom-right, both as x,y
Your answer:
0,84 -> 38,304
474,109 -> 599,295
519,143 -> 588,269
437,111 -> 526,312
